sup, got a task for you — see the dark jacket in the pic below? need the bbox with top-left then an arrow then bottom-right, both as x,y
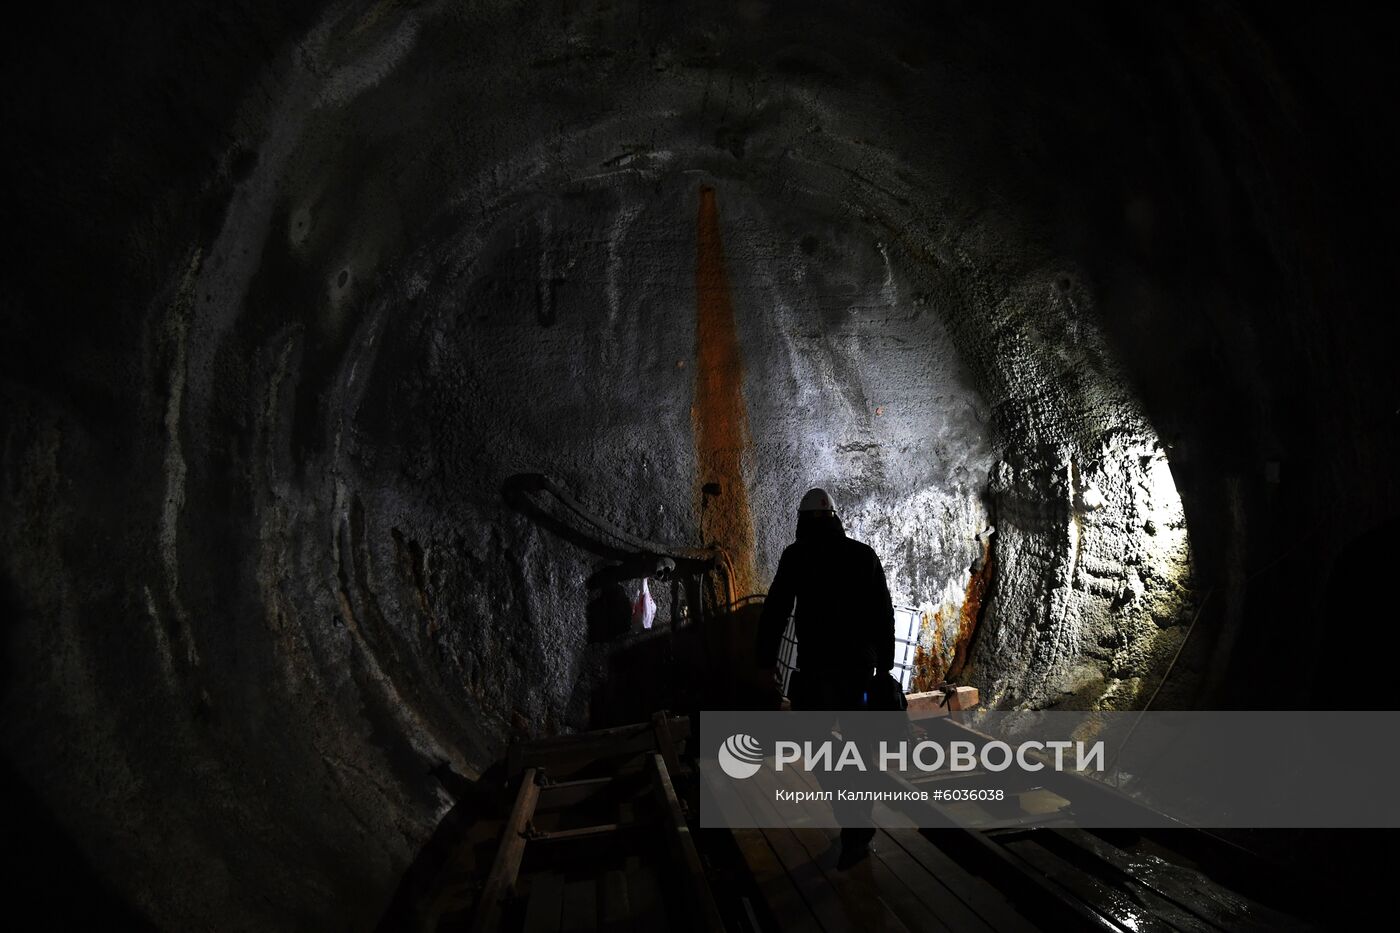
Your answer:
755,519 -> 895,685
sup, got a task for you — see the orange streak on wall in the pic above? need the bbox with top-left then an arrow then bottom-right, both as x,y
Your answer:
911,611 -> 945,693
948,539 -> 994,681
694,186 -> 757,599
911,534 -> 996,691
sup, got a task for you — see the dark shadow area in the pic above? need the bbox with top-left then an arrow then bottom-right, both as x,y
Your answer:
0,760 -> 155,930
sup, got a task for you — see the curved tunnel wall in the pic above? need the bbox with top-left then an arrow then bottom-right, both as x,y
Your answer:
3,1 -> 1397,928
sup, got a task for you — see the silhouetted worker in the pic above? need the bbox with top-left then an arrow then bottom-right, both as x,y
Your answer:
756,487 -> 895,869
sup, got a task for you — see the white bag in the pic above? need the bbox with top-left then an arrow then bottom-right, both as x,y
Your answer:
632,577 -> 657,630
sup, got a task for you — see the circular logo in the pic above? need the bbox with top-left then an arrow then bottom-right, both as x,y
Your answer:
718,733 -> 764,779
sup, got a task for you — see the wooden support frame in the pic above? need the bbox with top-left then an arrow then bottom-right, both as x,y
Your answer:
508,715 -> 690,778
467,715 -> 708,931
472,767 -> 542,933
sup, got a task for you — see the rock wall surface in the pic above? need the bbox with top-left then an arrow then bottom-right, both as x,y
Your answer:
3,1 -> 1396,928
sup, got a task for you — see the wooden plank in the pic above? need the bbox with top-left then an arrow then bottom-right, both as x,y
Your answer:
649,753 -> 726,932
537,777 -> 618,810
734,763 -> 862,933
599,869 -> 631,933
732,763 -> 855,932
783,760 -> 961,933
624,855 -> 666,933
472,768 -> 542,932
530,823 -> 624,843
879,768 -> 1117,932
561,878 -> 599,933
796,838 -> 912,933
1017,789 -> 1072,815
756,823 -> 857,933
979,812 -> 1079,835
730,828 -> 822,933
523,872 -> 566,933
1052,830 -> 1297,933
882,829 -> 1042,933
866,838 -> 971,933
947,687 -> 978,711
906,688 -> 979,713
1002,836 -> 1182,933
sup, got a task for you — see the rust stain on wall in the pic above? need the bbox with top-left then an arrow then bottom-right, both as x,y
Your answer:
912,609 -> 945,692
693,186 -> 757,599
911,534 -> 996,691
949,535 -> 995,681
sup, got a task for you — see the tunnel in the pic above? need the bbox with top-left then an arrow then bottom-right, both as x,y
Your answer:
2,1 -> 1397,929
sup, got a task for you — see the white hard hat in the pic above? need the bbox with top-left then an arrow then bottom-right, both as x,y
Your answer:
798,487 -> 837,513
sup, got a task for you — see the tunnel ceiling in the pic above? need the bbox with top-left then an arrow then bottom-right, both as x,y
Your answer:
3,1 -> 1398,929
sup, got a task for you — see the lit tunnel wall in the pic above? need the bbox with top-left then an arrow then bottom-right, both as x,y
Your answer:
2,1 -> 1397,928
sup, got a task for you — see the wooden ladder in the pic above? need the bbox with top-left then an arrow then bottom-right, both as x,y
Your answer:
470,712 -> 725,933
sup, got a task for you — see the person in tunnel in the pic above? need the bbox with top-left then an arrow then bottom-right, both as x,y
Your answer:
755,487 -> 897,869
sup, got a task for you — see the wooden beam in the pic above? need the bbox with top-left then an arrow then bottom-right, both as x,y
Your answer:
528,822 -> 624,842
651,710 -> 682,777
518,716 -> 691,755
649,753 -> 726,932
472,768 -> 542,933
729,828 -> 823,933
536,776 -> 618,810
509,716 -> 690,777
906,687 -> 979,714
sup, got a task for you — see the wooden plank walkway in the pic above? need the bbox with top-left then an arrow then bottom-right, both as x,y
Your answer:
727,756 -> 1044,933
